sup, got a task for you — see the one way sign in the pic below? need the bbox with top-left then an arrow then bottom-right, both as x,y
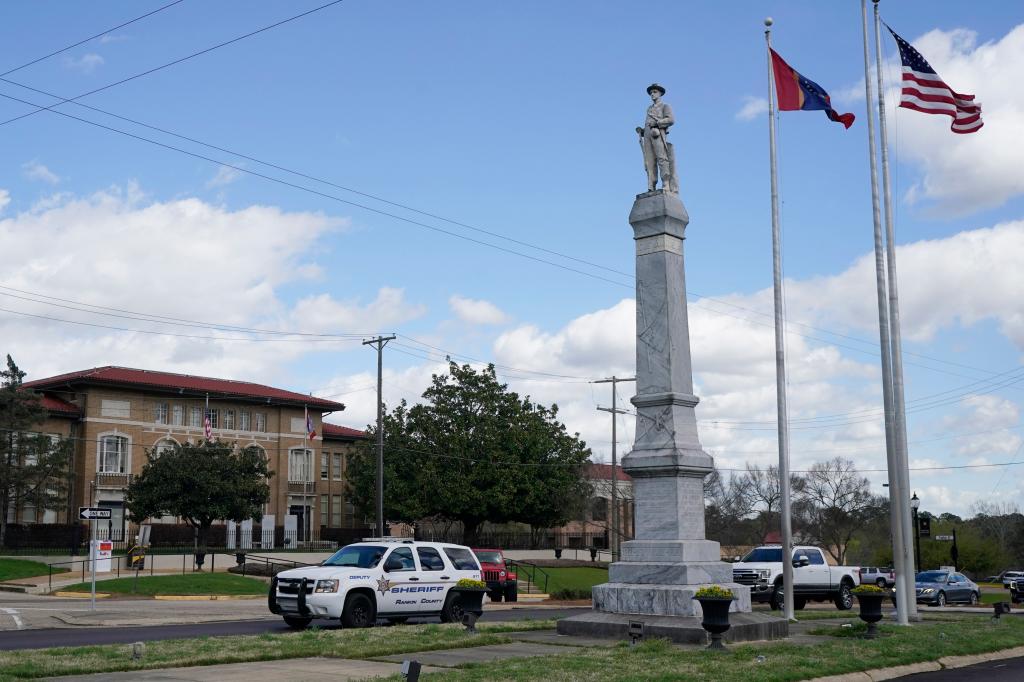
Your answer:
79,507 -> 112,520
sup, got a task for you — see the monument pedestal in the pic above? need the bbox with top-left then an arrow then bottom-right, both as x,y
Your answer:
557,190 -> 786,644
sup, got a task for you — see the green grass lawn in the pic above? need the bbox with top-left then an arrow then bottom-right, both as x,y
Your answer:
407,613 -> 1024,682
0,558 -> 65,582
517,566 -> 608,598
0,620 -> 556,680
59,573 -> 268,596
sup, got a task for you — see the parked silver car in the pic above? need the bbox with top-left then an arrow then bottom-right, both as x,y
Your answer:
915,570 -> 980,607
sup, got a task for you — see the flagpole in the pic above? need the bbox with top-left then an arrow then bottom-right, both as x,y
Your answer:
873,0 -> 919,620
764,17 -> 795,623
860,0 -> 909,626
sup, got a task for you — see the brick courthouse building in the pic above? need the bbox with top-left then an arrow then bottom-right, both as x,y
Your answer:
15,366 -> 368,544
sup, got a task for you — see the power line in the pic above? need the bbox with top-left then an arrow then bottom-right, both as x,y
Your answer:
0,0 -> 348,129
0,0 -> 186,78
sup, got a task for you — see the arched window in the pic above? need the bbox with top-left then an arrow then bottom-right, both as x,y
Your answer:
154,438 -> 178,457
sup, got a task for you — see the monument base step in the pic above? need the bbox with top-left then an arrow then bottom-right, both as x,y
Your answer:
556,610 -> 789,645
593,581 -> 751,617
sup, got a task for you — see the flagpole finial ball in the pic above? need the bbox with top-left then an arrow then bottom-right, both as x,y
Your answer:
764,17 -> 773,27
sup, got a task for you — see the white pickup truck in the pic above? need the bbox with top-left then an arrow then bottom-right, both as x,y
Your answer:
732,545 -> 860,611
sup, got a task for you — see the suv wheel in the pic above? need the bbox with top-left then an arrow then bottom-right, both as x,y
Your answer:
876,578 -> 887,588
283,616 -> 312,630
769,584 -> 784,611
936,591 -> 946,607
834,582 -> 853,610
489,590 -> 503,603
341,592 -> 376,628
969,591 -> 979,606
441,593 -> 467,624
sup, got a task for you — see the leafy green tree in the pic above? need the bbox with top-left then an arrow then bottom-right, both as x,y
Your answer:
348,362 -> 592,544
0,356 -> 74,547
125,441 -> 272,550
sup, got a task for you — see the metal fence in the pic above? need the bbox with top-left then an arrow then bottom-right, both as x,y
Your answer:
0,523 -> 372,556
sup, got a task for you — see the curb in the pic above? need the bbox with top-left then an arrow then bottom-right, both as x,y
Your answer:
154,594 -> 265,601
50,592 -> 262,600
807,644 -> 1024,682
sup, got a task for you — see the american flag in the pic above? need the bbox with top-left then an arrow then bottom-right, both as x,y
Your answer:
887,25 -> 982,134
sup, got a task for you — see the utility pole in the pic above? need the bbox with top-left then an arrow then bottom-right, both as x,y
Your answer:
363,335 -> 396,538
592,375 -> 635,562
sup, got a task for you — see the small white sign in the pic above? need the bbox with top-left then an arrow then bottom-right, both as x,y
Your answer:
934,534 -> 954,541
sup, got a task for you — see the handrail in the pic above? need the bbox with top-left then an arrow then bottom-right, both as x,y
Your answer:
509,560 -> 550,595
235,552 -> 312,577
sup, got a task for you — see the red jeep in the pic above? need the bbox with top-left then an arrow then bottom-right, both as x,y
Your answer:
472,548 -> 518,602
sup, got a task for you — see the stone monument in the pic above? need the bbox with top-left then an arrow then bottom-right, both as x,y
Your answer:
558,84 -> 787,644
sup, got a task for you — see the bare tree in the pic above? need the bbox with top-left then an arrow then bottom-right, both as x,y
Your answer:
740,463 -> 805,544
798,457 -> 878,564
971,501 -> 1023,556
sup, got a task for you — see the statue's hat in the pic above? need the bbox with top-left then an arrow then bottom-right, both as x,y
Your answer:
646,83 -> 666,95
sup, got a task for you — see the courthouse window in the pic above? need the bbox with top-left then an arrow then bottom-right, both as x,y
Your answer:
255,413 -> 267,432
223,410 -> 235,430
171,404 -> 184,426
189,407 -> 203,428
331,495 -> 342,526
332,453 -> 342,480
239,411 -> 251,431
153,402 -> 168,424
99,435 -> 128,473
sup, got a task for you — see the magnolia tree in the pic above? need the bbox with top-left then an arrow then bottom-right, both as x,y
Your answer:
125,440 -> 272,552
348,362 -> 592,545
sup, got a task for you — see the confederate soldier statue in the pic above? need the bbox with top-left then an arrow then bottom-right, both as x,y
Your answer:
636,83 -> 678,193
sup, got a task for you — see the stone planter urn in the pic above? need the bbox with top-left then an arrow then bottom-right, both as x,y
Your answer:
693,589 -> 736,650
854,589 -> 886,639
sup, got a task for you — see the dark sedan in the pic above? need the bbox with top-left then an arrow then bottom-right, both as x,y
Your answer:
915,570 -> 980,607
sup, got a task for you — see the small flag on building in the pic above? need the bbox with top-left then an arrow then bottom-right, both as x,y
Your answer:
204,412 -> 212,440
886,25 -> 982,134
769,49 -> 855,128
305,406 -> 316,440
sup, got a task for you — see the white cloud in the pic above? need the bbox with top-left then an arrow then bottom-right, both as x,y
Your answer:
22,161 -> 60,185
887,24 -> 1024,214
98,34 -> 128,44
290,288 -> 427,333
63,53 -> 104,74
735,96 -> 768,121
0,189 -> 9,214
0,186 -> 350,382
206,165 -> 242,189
449,295 -> 510,326
785,220 -> 1024,348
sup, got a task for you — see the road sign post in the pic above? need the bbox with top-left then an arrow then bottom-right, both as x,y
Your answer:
80,508 -> 111,611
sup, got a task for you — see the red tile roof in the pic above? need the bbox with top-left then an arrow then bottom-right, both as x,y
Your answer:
322,422 -> 368,440
585,463 -> 632,482
40,394 -> 81,417
23,366 -> 344,411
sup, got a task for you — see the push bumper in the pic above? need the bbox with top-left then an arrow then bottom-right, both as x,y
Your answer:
269,577 -> 344,619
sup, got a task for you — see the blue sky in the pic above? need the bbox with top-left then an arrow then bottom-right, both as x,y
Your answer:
2,1 -> 1022,517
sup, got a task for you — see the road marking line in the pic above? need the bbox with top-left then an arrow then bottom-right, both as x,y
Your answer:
1,608 -> 24,630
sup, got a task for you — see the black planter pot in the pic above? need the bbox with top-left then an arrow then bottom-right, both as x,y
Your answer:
855,593 -> 885,639
694,596 -> 735,650
554,548 -> 563,559
450,587 -> 486,617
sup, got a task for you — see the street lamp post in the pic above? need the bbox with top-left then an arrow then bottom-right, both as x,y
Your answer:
910,492 -> 921,575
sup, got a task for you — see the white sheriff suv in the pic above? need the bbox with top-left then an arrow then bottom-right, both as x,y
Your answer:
268,539 -> 483,629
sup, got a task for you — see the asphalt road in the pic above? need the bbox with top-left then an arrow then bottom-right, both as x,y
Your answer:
0,607 -> 589,651
903,656 -> 1024,680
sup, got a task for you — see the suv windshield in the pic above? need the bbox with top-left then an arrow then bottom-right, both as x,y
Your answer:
740,548 -> 783,562
474,551 -> 503,563
323,545 -> 386,568
916,571 -> 949,583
